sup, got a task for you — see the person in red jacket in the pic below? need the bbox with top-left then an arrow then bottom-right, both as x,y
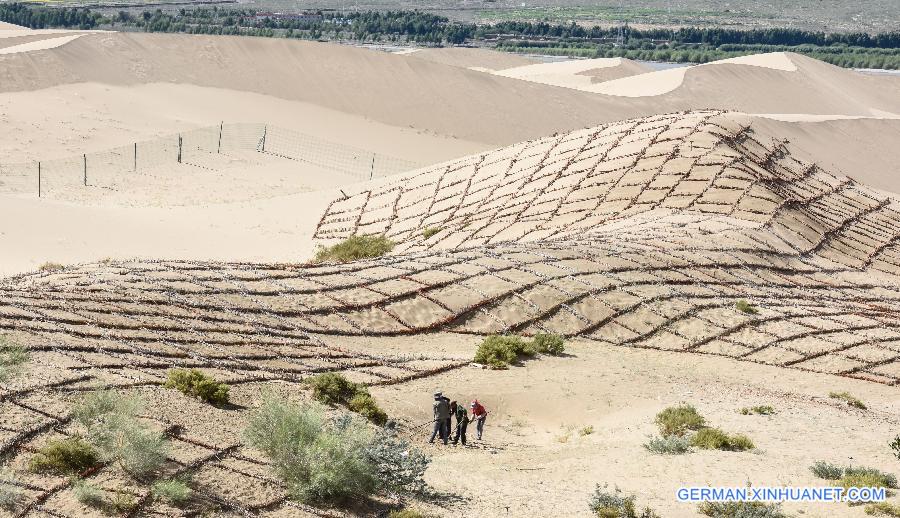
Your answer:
469,400 -> 488,440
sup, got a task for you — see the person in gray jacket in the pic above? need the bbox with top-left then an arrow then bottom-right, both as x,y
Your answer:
428,391 -> 450,445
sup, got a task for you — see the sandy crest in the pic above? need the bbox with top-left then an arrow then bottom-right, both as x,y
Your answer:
0,33 -> 83,55
493,57 -> 651,89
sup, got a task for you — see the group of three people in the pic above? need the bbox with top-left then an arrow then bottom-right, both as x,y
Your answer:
429,391 -> 488,446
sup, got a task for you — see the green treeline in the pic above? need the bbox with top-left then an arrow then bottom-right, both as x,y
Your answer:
1,3 -> 898,69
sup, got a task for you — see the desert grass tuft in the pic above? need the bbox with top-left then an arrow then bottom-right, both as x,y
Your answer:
38,262 -> 64,272
473,334 -> 566,369
866,502 -> 900,517
810,460 -> 844,480
735,299 -> 759,314
579,425 -> 594,436
0,336 -> 28,384
588,484 -> 661,517
830,391 -> 867,409
0,470 -> 21,511
72,480 -> 105,508
29,437 -> 99,475
691,427 -> 754,451
422,227 -> 442,240
307,372 -> 388,425
698,501 -> 786,517
152,478 -> 192,506
740,405 -> 775,415
314,235 -> 395,263
654,404 -> 705,437
164,368 -> 229,405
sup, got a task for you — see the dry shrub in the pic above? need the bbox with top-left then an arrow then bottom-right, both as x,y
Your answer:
314,235 -> 395,263
0,470 -> 21,511
72,480 -> 105,508
473,334 -> 566,369
588,485 -> 661,518
422,227 -> 442,240
740,405 -> 775,415
644,435 -> 691,455
698,501 -> 786,518
348,393 -> 388,426
38,262 -> 64,272
307,373 -> 388,425
866,502 -> 900,517
152,478 -> 192,506
830,391 -> 867,409
735,300 -> 758,314
691,427 -> 754,452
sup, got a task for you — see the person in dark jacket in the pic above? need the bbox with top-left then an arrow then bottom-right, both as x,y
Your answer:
429,392 -> 450,444
451,400 -> 468,445
441,394 -> 452,440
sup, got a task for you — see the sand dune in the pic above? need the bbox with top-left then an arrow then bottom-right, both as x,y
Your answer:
0,33 -> 83,55
407,46 -> 540,71
0,21 -> 27,30
493,57 -> 651,88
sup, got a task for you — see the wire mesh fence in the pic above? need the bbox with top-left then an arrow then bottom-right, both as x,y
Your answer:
0,122 -> 423,198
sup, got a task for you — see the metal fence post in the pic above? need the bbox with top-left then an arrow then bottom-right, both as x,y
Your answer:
261,125 -> 267,152
83,154 -> 87,186
133,142 -> 137,172
370,154 -> 375,180
177,134 -> 183,163
217,121 -> 223,154
37,161 -> 41,198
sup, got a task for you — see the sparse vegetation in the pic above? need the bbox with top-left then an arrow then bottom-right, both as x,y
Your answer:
366,426 -> 430,497
698,501 -> 787,518
891,435 -> 900,460
740,405 -> 775,415
644,435 -> 691,455
0,470 -> 21,511
307,372 -> 388,425
735,299 -> 758,314
830,391 -> 867,409
28,437 -> 100,475
152,478 -> 192,506
164,368 -> 229,406
72,480 -> 105,508
244,396 -> 376,504
314,235 -> 395,263
691,427 -> 755,451
38,261 -> 64,272
73,391 -> 167,478
809,461 -> 897,488
474,333 -> 566,369
422,227 -> 442,240
0,336 -> 28,384
866,502 -> 900,517
654,404 -> 706,437
110,491 -> 138,514
580,426 -> 595,436
389,510 -> 430,518
588,485 -> 661,518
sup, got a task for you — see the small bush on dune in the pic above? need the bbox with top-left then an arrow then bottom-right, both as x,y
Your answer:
307,373 -> 388,425
740,405 -> 775,415
830,391 -> 867,409
366,426 -> 430,497
152,478 -> 192,506
588,485 -> 661,518
0,336 -> 28,384
654,404 -> 706,437
389,510 -> 430,518
244,396 -> 376,505
735,300 -> 758,314
110,491 -> 138,513
314,235 -> 395,263
38,262 -> 64,272
698,501 -> 787,518
580,426 -> 595,436
29,437 -> 99,475
644,435 -> 691,455
532,333 -> 565,355
73,390 -> 167,478
164,368 -> 229,406
0,470 -> 21,511
810,460 -> 844,480
422,227 -> 442,240
841,467 -> 898,489
866,502 -> 900,517
691,427 -> 754,452
72,480 -> 105,508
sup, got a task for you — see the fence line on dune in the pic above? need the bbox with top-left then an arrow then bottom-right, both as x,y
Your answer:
0,122 -> 423,198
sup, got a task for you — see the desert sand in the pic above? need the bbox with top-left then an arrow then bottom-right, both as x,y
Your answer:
2,26 -> 900,518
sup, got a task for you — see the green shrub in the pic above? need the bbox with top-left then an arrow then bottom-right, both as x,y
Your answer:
0,336 -> 28,384
348,393 -> 388,426
532,333 -> 565,355
830,391 -> 867,409
72,480 -> 105,508
314,235 -> 395,263
308,372 -> 360,405
810,461 -> 844,480
644,435 -> 691,455
73,391 -> 167,478
654,404 -> 706,437
473,335 -> 521,369
580,426 -> 595,436
842,467 -> 898,489
29,437 -> 99,475
740,405 -> 775,415
866,502 -> 900,517
389,510 -> 429,518
0,470 -> 20,511
422,227 -> 442,240
164,368 -> 229,405
735,300 -> 758,314
307,373 -> 388,424
691,427 -> 754,451
698,501 -> 787,518
244,396 -> 377,504
110,491 -> 137,513
588,485 -> 660,517
152,479 -> 192,506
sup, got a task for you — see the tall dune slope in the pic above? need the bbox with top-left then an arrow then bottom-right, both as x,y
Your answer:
406,46 -> 540,71
492,57 -> 652,88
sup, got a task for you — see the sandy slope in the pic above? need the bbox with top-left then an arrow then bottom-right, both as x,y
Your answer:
492,57 -> 651,88
407,46 -> 540,71
0,21 -> 27,30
